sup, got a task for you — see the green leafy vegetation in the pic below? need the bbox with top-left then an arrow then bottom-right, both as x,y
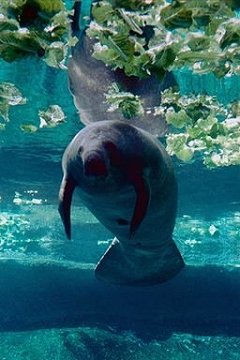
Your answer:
0,81 -> 65,132
0,1 -> 71,133
21,104 -> 66,133
0,0 -> 77,68
0,82 -> 26,124
38,104 -> 66,127
88,0 -> 240,78
158,88 -> 240,167
105,83 -> 144,119
1,0 -> 240,168
88,0 -> 240,167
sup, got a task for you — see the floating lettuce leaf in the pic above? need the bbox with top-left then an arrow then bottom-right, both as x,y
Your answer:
195,116 -> 218,132
20,124 -> 38,133
149,44 -> 178,79
0,0 -> 72,67
90,30 -> 152,77
43,41 -> 67,69
230,101 -> 240,117
0,29 -> 45,61
4,0 -> 64,20
112,0 -> 155,11
186,33 -> 211,51
31,0 -> 64,13
0,102 -> 10,122
87,2 -> 155,78
0,15 -> 19,32
89,0 -> 239,79
163,89 -> 226,119
92,44 -> 120,67
204,147 -> 240,168
38,105 -> 65,128
158,88 -> 240,167
92,2 -> 115,23
105,83 -> 144,119
217,18 -> 240,49
176,146 -> 194,162
0,82 -> 26,121
20,105 -> 66,133
166,132 -> 194,162
43,10 -> 70,39
160,0 -> 233,30
0,82 -> 26,105
160,5 -> 193,29
123,52 -> 151,78
165,108 -> 192,129
117,9 -> 143,35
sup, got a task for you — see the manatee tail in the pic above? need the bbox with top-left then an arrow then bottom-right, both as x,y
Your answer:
58,176 -> 76,239
95,238 -> 185,286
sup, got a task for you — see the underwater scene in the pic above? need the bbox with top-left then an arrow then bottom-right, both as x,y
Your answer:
1,0 -> 240,359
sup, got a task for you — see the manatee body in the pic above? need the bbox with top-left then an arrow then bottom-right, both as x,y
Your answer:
59,121 -> 184,286
68,2 -> 177,137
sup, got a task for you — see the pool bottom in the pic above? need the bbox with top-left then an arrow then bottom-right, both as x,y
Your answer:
0,326 -> 239,360
0,258 -> 239,336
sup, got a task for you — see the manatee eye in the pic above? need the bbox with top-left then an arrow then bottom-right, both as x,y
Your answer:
116,218 -> 129,226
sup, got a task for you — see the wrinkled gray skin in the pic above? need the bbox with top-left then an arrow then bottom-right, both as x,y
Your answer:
68,2 -> 177,137
59,121 -> 184,286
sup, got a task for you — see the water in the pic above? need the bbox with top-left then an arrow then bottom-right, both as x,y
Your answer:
0,55 -> 240,358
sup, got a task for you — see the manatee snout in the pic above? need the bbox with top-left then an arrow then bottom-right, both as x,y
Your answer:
83,151 -> 108,177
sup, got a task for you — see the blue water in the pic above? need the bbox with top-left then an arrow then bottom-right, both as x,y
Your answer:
1,54 -> 240,358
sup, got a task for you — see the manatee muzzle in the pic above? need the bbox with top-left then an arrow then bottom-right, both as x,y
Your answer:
83,152 -> 108,177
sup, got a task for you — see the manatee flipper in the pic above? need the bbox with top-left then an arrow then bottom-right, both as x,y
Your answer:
95,238 -> 185,286
130,175 -> 150,239
58,176 -> 76,239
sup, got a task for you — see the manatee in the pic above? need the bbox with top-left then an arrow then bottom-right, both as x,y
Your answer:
68,1 -> 177,137
58,120 -> 184,286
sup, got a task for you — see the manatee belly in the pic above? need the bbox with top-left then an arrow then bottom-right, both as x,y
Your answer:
78,185 -> 136,240
78,173 -> 177,248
